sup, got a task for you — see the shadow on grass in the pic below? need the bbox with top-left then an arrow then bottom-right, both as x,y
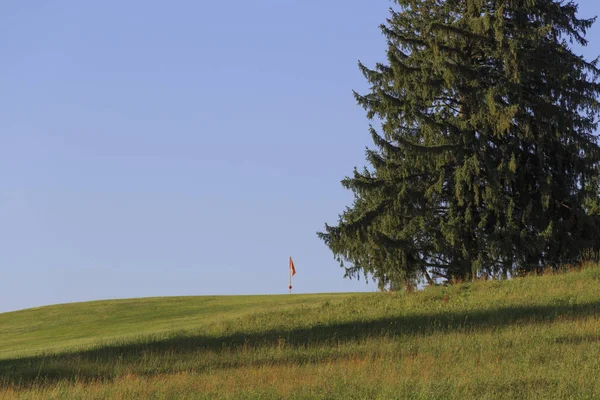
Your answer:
2,301 -> 599,387
552,333 -> 600,344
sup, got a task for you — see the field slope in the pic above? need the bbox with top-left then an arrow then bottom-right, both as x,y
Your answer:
2,268 -> 600,399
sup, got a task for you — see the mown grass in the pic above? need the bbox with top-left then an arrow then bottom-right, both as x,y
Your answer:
2,267 -> 600,399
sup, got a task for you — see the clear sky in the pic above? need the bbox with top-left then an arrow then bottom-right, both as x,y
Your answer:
1,1 -> 599,313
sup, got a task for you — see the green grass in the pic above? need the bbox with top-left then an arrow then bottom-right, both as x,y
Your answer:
2,267 -> 600,399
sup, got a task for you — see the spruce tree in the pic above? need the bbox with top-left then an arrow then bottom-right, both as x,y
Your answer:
318,0 -> 600,289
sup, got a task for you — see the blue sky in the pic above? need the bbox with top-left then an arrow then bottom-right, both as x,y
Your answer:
1,1 -> 599,313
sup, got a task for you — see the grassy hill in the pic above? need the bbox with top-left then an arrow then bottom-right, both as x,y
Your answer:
2,267 -> 600,399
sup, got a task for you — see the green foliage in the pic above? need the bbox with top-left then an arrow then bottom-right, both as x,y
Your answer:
3,267 -> 600,398
319,0 -> 600,289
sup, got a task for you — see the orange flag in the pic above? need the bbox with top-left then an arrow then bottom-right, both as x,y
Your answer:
289,257 -> 296,276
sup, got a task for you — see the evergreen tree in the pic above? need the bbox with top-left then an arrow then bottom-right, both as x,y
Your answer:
318,0 -> 600,289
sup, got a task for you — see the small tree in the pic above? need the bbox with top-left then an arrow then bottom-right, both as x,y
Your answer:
319,0 -> 600,289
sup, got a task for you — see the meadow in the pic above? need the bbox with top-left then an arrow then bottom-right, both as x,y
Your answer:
2,266 -> 600,399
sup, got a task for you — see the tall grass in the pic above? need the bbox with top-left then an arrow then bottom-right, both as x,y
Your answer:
2,266 -> 600,399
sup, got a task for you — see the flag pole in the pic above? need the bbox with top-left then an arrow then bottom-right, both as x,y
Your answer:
289,258 -> 292,294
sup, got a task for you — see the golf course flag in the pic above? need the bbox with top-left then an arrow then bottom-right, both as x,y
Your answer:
289,257 -> 296,294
